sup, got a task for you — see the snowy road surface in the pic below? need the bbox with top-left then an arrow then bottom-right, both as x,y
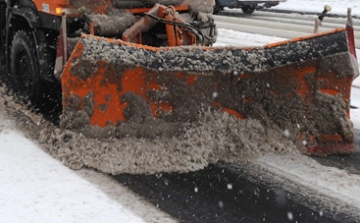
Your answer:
2,0 -> 360,222
215,10 -> 360,47
0,119 -> 176,223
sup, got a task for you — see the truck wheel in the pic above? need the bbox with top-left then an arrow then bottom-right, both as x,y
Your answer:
10,30 -> 40,104
242,5 -> 256,14
213,3 -> 223,14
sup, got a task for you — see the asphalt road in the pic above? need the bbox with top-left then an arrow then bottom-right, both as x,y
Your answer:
114,166 -> 346,223
112,128 -> 360,223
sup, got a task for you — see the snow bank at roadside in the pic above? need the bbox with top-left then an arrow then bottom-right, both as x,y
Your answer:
274,0 -> 360,17
0,117 -> 175,223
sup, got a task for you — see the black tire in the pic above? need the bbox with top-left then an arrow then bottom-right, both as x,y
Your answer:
213,3 -> 223,14
242,5 -> 256,14
10,30 -> 61,120
10,30 -> 41,104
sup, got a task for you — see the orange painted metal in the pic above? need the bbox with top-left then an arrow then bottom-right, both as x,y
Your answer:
60,3 -> 357,155
125,5 -> 189,14
264,28 -> 346,48
32,0 -> 188,16
307,143 -> 355,155
213,102 -> 245,119
122,4 -> 196,45
62,38 -> 177,126
62,29 -> 356,155
62,57 -> 177,125
54,0 -> 70,6
32,0 -> 67,15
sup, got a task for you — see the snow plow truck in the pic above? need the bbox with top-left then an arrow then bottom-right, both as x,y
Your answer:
0,0 -> 358,160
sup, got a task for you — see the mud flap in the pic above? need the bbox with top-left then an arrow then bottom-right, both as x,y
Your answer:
61,28 -> 358,155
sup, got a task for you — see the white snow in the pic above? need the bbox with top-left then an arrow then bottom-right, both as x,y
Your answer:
257,153 -> 360,211
2,0 -> 360,222
0,118 -> 175,223
274,0 -> 360,17
223,0 -> 360,16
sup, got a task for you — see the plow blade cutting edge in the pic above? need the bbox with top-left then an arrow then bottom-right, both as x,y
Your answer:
61,26 -> 359,155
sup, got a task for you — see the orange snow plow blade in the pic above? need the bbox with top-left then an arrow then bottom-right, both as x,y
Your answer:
61,27 -> 359,155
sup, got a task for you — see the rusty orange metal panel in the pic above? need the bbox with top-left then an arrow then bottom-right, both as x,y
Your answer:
62,27 -> 357,155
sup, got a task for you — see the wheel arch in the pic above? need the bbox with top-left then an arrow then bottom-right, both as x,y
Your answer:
6,10 -> 55,82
